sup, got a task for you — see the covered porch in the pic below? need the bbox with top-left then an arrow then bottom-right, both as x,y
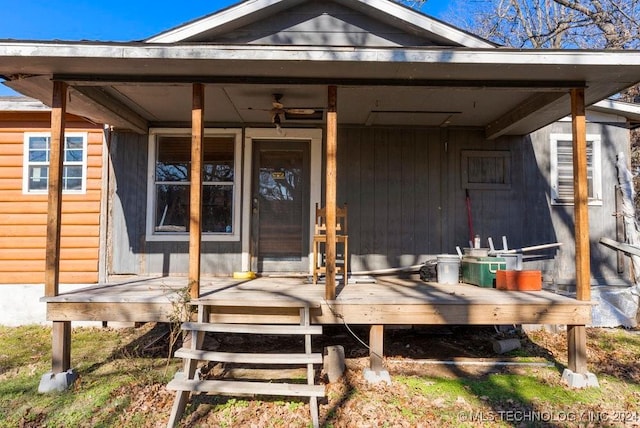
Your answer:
5,0 -> 640,389
42,274 -> 592,373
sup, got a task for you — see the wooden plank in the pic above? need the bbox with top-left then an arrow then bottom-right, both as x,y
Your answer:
317,302 -> 592,325
166,379 -> 325,397
47,302 -> 172,322
0,201 -> 100,214
189,83 -> 204,299
0,259 -> 97,272
369,324 -> 384,373
0,167 -> 24,179
0,271 -> 98,284
0,190 -> 102,204
0,248 -> 98,261
568,88 -> 590,377
0,236 -> 99,249
173,348 -> 323,365
599,237 -> 640,258
485,92 -> 566,139
181,322 -> 322,335
0,213 -> 100,225
571,88 -> 590,302
0,178 -> 23,190
45,81 -> 67,298
52,320 -> 71,374
567,324 -> 587,373
325,85 -> 338,299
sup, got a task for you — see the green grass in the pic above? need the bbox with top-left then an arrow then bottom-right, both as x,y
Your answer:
1,325 -> 639,427
0,325 -> 180,428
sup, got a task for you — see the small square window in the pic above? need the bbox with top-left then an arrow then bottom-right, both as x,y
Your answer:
461,150 -> 511,190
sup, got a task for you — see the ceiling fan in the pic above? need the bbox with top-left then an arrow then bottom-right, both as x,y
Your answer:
270,93 -> 316,125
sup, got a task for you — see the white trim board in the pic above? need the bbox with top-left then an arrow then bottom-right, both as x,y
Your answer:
242,128 -> 322,272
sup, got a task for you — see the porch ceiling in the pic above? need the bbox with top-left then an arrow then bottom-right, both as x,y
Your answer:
2,42 -> 640,137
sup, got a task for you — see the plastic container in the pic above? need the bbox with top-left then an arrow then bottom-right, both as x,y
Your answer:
495,253 -> 523,270
463,247 -> 490,258
461,257 -> 506,287
436,254 -> 460,284
496,270 -> 542,291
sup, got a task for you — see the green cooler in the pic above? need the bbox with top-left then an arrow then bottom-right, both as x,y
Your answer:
461,257 -> 506,288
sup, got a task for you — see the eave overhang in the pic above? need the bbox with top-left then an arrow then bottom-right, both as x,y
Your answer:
1,42 -> 640,136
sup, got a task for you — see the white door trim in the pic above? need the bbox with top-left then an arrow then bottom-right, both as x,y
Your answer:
242,128 -> 323,272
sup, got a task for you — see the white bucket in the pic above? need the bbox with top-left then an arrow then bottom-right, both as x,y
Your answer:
437,254 -> 460,284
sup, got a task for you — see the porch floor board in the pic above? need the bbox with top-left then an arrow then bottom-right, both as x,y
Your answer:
42,275 -> 592,326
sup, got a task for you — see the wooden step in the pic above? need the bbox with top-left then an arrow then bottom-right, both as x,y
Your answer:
166,378 -> 325,398
191,299 -> 321,309
174,348 -> 323,365
181,322 -> 322,335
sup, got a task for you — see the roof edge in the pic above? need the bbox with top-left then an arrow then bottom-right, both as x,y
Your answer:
145,0 -> 496,48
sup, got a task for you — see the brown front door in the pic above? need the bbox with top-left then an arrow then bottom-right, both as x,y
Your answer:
252,140 -> 310,273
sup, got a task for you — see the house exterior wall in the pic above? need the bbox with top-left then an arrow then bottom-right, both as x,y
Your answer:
108,132 -> 242,276
528,120 -> 630,285
198,1 -> 445,47
0,111 -> 104,284
107,120 -> 629,285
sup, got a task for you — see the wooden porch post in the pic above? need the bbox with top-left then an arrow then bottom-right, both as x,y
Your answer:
47,81 -> 72,374
325,86 -> 338,300
189,83 -> 204,299
568,87 -> 589,374
369,325 -> 384,373
45,81 -> 67,299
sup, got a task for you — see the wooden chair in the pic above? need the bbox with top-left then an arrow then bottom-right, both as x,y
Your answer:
312,203 -> 348,284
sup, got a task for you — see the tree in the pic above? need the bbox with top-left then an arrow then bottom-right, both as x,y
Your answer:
444,0 -> 640,49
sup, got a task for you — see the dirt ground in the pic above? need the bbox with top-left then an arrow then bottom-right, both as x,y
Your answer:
111,322 -> 640,427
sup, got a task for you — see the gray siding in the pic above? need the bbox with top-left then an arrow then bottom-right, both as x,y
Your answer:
337,128 -> 532,271
108,121 -> 630,284
334,124 -> 628,284
528,121 -> 630,285
205,2 -> 447,47
108,132 -> 241,276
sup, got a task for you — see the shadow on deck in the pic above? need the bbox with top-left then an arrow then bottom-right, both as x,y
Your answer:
41,274 -> 592,326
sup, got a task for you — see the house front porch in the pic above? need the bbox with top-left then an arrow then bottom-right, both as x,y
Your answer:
42,275 -> 591,326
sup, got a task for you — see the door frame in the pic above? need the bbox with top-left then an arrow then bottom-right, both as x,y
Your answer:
242,128 -> 323,273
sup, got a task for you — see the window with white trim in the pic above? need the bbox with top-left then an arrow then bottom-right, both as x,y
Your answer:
23,132 -> 87,194
550,133 -> 602,205
146,129 -> 242,242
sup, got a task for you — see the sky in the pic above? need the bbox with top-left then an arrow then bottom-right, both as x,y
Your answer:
0,0 -> 450,96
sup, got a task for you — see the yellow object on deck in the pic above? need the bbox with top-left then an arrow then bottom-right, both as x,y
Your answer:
233,271 -> 257,280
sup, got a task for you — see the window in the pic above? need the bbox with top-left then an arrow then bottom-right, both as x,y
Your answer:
23,132 -> 87,194
146,129 -> 242,241
461,150 -> 511,190
550,133 -> 602,205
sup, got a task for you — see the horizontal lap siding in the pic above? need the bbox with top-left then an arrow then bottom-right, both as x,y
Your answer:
0,114 -> 103,284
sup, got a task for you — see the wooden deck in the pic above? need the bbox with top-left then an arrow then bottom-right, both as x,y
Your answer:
42,275 -> 592,326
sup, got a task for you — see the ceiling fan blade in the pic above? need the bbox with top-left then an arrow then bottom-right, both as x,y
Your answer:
285,108 -> 316,115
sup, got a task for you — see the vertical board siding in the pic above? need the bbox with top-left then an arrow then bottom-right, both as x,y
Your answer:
109,132 -> 242,276
106,121 -> 626,284
209,1 -> 435,47
0,114 -> 103,284
529,121 -> 630,284
337,125 -> 624,284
